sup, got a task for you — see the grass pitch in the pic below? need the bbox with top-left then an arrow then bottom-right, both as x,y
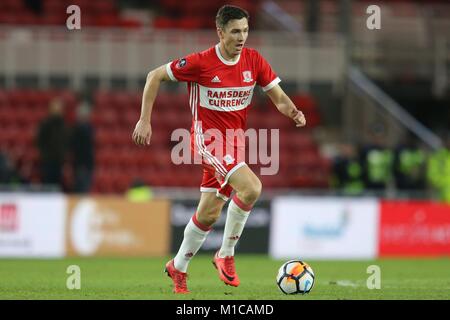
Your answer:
0,255 -> 449,300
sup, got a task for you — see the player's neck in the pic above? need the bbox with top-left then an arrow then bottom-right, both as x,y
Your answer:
218,43 -> 240,62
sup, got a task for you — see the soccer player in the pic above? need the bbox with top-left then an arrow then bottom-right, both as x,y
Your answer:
132,5 -> 306,293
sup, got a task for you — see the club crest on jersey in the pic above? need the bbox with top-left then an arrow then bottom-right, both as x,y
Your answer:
242,71 -> 253,83
176,58 -> 187,69
223,154 -> 235,165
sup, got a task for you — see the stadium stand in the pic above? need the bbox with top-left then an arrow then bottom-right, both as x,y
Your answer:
0,0 -> 448,197
0,88 -> 329,193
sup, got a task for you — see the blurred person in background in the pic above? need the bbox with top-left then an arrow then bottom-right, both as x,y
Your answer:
126,178 -> 154,202
427,131 -> 450,203
393,133 -> 426,193
359,123 -> 394,193
36,98 -> 68,190
23,0 -> 43,15
132,5 -> 306,293
0,151 -> 14,184
331,142 -> 364,195
70,101 -> 95,194
0,151 -> 26,187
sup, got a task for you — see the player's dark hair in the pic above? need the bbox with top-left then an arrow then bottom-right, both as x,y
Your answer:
215,5 -> 249,30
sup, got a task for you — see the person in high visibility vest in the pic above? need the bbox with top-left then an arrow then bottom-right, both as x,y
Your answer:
427,133 -> 450,203
331,143 -> 365,195
393,135 -> 426,191
126,179 -> 154,202
359,125 -> 394,192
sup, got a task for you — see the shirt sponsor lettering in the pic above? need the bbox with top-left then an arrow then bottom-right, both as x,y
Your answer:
199,85 -> 255,111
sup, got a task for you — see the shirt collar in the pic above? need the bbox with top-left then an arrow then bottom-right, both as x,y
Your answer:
215,43 -> 241,66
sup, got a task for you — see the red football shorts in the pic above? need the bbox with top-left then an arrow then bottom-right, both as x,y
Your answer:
192,132 -> 247,201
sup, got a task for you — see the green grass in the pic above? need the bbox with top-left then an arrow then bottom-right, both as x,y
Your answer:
0,255 -> 449,300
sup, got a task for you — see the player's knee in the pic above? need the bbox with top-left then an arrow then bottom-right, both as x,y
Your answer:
197,209 -> 221,227
252,179 -> 263,201
240,179 -> 262,204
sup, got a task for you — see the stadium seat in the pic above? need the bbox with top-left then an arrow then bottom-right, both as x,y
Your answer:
177,18 -> 204,30
119,18 -> 142,29
153,17 -> 177,29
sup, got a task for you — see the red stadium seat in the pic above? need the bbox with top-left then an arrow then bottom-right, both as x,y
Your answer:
1,0 -> 25,11
43,0 -> 65,13
177,17 -> 204,30
160,0 -> 181,11
94,14 -> 120,27
153,17 -> 177,29
41,14 -> 66,25
90,0 -> 116,14
119,18 -> 142,29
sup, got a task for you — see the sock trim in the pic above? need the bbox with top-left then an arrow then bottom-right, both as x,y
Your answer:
192,212 -> 212,232
232,194 -> 253,212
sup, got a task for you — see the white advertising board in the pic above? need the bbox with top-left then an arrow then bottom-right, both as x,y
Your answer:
0,193 -> 66,257
270,197 -> 379,259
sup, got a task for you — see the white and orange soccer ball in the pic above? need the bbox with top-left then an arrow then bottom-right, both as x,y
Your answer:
276,260 -> 315,295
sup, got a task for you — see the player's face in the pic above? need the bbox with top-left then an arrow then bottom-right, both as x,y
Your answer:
218,18 -> 249,58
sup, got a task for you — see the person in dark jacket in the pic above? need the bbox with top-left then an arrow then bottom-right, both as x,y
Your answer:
70,102 -> 95,193
36,98 -> 68,189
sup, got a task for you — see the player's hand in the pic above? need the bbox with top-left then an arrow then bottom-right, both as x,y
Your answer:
292,109 -> 306,127
132,119 -> 152,146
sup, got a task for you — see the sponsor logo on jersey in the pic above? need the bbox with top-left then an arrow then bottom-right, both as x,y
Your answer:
198,84 -> 255,112
211,76 -> 221,83
176,58 -> 187,69
242,70 -> 253,83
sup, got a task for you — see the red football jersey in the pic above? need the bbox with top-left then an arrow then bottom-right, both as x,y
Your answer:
166,44 -> 280,135
166,44 -> 280,183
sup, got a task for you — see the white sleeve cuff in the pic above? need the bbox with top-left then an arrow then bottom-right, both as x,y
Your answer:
262,77 -> 281,92
165,62 -> 177,82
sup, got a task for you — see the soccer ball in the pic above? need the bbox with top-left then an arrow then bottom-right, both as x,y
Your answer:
276,260 -> 315,295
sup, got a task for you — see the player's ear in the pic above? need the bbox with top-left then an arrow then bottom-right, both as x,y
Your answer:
217,26 -> 225,40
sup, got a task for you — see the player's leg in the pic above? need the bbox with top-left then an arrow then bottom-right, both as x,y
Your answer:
166,190 -> 226,293
173,191 -> 226,272
227,164 -> 262,208
196,191 -> 227,227
213,164 -> 262,287
220,164 -> 261,257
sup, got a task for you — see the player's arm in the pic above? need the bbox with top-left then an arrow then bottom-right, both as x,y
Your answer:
265,84 -> 306,127
132,65 -> 171,146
